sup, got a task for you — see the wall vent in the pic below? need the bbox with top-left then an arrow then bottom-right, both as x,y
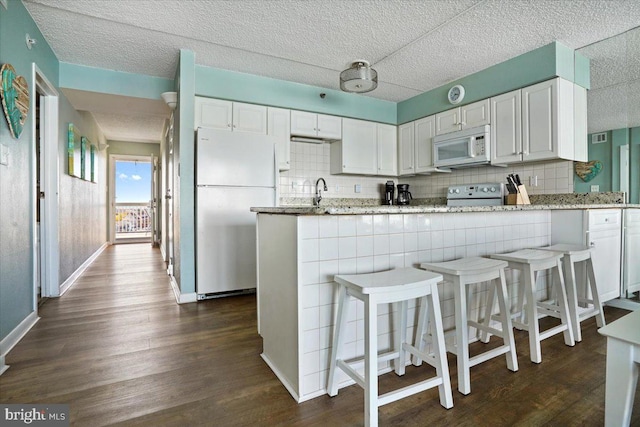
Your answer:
591,132 -> 607,144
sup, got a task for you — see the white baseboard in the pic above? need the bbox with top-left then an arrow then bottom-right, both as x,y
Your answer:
169,274 -> 197,304
261,353 -> 301,402
59,242 -> 109,296
159,243 -> 167,262
0,311 -> 39,375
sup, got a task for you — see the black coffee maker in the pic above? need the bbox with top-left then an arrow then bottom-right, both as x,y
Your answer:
397,184 -> 412,205
385,181 -> 395,205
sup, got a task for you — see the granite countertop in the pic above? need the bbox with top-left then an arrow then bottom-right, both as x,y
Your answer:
251,203 -> 639,215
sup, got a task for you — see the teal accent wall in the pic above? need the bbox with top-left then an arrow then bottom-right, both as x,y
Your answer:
59,62 -> 174,100
176,50 -> 196,295
397,42 -> 590,124
195,66 -> 397,124
0,0 -> 107,342
574,128 -> 639,204
574,52 -> 591,90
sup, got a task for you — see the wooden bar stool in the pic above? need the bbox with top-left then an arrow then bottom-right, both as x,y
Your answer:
327,267 -> 453,427
418,257 -> 519,395
490,249 -> 575,363
538,244 -> 606,342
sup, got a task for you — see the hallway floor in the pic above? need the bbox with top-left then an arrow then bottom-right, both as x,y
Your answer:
0,244 -> 638,426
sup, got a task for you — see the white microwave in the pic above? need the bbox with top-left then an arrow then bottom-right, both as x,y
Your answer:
433,125 -> 491,168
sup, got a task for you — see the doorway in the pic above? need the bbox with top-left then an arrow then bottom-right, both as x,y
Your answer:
109,155 -> 155,244
32,64 -> 60,300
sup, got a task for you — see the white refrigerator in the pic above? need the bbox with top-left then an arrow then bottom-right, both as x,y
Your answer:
196,127 -> 278,298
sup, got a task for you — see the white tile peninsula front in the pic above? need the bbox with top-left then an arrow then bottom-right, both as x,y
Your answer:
256,210 -> 552,403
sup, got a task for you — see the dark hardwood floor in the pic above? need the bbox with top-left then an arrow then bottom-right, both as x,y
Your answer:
1,244 -> 638,426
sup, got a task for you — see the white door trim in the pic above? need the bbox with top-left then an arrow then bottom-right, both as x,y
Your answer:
109,154 -> 153,244
32,64 -> 60,300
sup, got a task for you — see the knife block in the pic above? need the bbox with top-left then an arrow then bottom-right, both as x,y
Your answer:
505,185 -> 531,205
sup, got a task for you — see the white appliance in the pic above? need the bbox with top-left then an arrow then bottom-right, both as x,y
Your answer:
196,127 -> 278,298
446,183 -> 504,206
433,125 -> 491,168
623,208 -> 640,296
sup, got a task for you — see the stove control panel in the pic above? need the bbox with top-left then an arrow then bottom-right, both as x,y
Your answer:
446,183 -> 504,206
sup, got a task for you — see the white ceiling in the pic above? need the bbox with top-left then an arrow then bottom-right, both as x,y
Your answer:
22,0 -> 640,142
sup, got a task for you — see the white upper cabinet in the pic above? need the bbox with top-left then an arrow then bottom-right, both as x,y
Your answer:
397,123 -> 415,176
331,118 -> 377,175
377,123 -> 397,176
435,99 -> 490,135
267,107 -> 291,171
398,115 -> 436,176
414,116 -> 436,174
331,119 -> 396,176
491,89 -> 522,164
232,102 -> 268,134
195,97 -> 232,131
291,111 -> 342,139
492,78 -> 587,164
195,97 -> 266,134
522,78 -> 586,163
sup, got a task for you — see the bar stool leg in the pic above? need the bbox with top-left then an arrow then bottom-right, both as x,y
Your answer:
395,300 -> 408,376
586,258 -> 606,328
364,294 -> 378,427
524,264 -> 542,364
480,280 -> 496,343
327,285 -> 349,397
495,270 -> 518,372
562,255 -> 582,341
427,282 -> 454,409
553,260 -> 575,346
453,276 -> 471,395
412,296 -> 429,366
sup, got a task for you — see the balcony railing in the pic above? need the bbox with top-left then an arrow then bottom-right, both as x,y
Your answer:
115,202 -> 151,234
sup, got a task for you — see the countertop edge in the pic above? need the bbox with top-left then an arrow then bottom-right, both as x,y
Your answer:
251,204 -> 640,215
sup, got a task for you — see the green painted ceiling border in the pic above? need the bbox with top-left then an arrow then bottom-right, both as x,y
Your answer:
59,62 -> 174,100
194,65 -> 397,124
397,41 -> 590,124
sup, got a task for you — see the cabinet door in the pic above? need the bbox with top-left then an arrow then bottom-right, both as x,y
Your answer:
341,118 -> 377,175
491,90 -> 522,164
195,97 -> 232,130
589,228 -> 622,302
317,114 -> 342,139
233,103 -> 267,134
435,108 -> 460,135
414,116 -> 435,173
625,209 -> 640,294
268,107 -> 291,171
461,99 -> 490,129
397,123 -> 415,176
522,79 -> 558,161
377,124 -> 397,176
290,111 -> 318,137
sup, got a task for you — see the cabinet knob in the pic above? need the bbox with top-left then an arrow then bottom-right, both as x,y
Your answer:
590,241 -> 595,247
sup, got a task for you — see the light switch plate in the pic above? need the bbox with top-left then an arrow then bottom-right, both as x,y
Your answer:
590,185 -> 599,192
0,144 -> 9,166
354,184 -> 361,193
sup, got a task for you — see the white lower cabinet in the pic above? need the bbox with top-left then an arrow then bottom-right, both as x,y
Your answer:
624,209 -> 640,295
331,118 -> 397,176
267,107 -> 291,171
551,209 -> 622,302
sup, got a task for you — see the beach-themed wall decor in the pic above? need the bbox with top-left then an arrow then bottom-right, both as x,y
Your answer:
90,144 -> 97,183
81,136 -> 88,180
68,123 -> 82,177
575,160 -> 603,182
1,64 -> 30,139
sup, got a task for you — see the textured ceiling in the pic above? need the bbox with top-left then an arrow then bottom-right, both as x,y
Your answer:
22,0 -> 640,141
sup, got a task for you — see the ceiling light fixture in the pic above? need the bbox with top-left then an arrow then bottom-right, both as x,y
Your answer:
161,91 -> 177,110
339,60 -> 378,94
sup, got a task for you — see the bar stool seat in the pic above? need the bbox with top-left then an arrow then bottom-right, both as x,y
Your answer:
327,267 -> 453,427
537,244 -> 605,341
418,257 -> 518,395
490,249 -> 575,364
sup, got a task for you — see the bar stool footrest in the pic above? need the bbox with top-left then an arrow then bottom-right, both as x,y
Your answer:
469,345 -> 512,368
378,377 -> 445,407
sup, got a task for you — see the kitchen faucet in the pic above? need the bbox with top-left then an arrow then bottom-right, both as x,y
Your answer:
314,177 -> 328,206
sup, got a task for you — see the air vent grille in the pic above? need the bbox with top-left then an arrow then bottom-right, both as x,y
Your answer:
591,132 -> 607,144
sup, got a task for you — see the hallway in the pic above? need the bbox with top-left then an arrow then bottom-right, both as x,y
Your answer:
1,244 -> 638,426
